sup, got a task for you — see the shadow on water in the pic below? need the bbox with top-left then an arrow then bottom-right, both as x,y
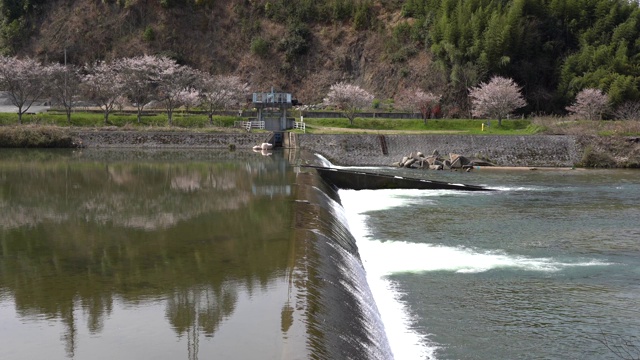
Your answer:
0,148 -> 392,359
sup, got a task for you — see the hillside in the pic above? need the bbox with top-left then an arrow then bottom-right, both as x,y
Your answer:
3,0 -> 640,115
7,0 -> 431,106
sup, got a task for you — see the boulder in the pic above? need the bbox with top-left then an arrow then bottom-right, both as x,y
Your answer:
425,156 -> 438,166
403,158 -> 417,168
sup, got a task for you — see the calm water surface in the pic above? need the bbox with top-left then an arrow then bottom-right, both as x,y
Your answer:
0,149 -> 305,360
340,167 -> 640,360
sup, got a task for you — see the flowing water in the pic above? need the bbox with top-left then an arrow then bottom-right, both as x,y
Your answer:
0,149 -> 390,360
339,167 -> 640,360
2,148 -> 639,360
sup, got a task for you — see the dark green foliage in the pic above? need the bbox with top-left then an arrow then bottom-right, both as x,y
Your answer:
265,0 -> 318,23
353,0 -> 375,30
250,36 -> 270,57
0,0 -> 45,53
278,22 -> 312,62
400,0 -> 640,114
142,26 -> 155,42
322,0 -> 354,22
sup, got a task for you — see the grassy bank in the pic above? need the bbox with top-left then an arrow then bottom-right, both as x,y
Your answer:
1,110 -> 639,138
301,117 -> 539,134
0,111 -> 241,129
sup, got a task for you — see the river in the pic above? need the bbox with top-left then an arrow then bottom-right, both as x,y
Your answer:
339,166 -> 640,359
1,149 -> 638,359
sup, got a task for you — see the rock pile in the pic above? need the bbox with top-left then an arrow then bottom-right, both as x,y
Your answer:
393,150 -> 495,170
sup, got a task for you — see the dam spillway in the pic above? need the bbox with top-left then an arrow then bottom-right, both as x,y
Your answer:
291,157 -> 394,359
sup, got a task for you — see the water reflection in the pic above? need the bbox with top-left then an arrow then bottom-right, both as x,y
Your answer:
0,149 -> 296,359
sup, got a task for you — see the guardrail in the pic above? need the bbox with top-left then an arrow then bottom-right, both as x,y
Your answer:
234,120 -> 265,131
294,121 -> 306,133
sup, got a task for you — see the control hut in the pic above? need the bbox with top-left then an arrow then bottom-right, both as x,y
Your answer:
252,89 -> 294,131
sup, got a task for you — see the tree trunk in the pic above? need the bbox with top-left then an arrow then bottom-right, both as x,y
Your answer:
421,107 -> 429,125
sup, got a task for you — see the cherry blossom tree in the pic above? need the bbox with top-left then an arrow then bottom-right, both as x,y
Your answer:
323,82 -> 374,125
566,88 -> 609,120
156,62 -> 198,125
48,63 -> 82,125
0,56 -> 50,124
178,88 -> 201,114
82,61 -> 126,124
199,74 -> 248,125
116,55 -> 175,123
395,88 -> 441,124
469,76 -> 527,126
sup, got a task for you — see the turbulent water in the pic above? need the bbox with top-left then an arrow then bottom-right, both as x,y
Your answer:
339,168 -> 640,360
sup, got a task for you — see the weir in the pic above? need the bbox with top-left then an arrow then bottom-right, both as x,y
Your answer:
291,152 -> 394,359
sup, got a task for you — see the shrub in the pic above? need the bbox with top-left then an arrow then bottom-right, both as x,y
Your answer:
250,37 -> 270,57
0,126 -> 78,147
142,26 -> 155,42
278,23 -> 311,62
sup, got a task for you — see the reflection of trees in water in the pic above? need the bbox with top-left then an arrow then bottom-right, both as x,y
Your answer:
0,153 -> 295,358
0,155 -> 289,230
166,285 -> 237,360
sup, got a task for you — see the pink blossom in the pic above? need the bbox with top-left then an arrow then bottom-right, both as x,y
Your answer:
566,88 -> 609,120
0,56 -> 50,124
469,76 -> 527,125
323,82 -> 374,125
395,88 -> 441,124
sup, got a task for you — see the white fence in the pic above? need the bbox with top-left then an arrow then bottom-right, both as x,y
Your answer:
294,121 -> 306,133
234,121 -> 265,131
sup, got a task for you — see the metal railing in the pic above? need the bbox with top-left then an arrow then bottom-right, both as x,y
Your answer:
294,121 -> 306,133
234,120 -> 265,131
252,92 -> 292,104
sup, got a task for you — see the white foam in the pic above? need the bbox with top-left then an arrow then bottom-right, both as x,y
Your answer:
340,189 -> 436,360
339,189 -> 611,360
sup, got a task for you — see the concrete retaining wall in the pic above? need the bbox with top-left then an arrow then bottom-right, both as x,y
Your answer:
296,134 -> 584,167
74,131 -> 269,149
71,131 -> 585,167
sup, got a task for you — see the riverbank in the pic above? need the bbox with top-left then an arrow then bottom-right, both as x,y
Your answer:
0,126 -> 638,168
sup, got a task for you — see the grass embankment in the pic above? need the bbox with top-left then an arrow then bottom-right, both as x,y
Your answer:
0,111 -> 240,129
1,111 -> 639,148
0,112 -> 247,147
301,117 -> 539,134
300,117 -> 640,136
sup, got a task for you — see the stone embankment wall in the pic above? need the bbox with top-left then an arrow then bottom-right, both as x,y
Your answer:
70,131 -> 585,167
295,134 -> 584,167
73,131 -> 268,149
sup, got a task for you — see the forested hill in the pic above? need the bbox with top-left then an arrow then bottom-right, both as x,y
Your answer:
1,0 -> 640,115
